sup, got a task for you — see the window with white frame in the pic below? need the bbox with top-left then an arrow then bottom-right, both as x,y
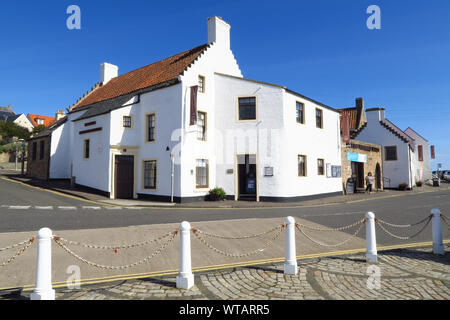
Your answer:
143,160 -> 157,189
196,159 -> 209,188
197,111 -> 206,140
147,114 -> 156,142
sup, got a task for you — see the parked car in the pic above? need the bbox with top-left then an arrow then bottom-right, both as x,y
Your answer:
443,171 -> 450,181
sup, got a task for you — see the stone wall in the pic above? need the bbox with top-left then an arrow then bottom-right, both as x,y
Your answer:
27,136 -> 50,180
341,139 -> 383,193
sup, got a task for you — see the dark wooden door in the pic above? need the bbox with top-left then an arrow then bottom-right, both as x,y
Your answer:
115,155 -> 134,199
237,154 -> 257,200
375,163 -> 381,190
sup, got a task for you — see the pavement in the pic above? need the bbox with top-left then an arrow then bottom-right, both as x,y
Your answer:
1,244 -> 449,300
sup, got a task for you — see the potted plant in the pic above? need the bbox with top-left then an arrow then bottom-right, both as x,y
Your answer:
398,183 -> 408,191
207,187 -> 227,201
416,180 -> 423,187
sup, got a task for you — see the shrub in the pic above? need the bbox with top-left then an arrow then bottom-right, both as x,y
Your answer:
398,183 -> 409,191
208,187 -> 227,201
416,180 -> 423,187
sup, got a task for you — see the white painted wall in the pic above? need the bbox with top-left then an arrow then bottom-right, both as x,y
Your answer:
356,109 -> 412,188
13,114 -> 34,132
72,113 -> 111,193
214,74 -> 342,199
405,128 -> 431,182
177,41 -> 242,199
49,121 -> 71,179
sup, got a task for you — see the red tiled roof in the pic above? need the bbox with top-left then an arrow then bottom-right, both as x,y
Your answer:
72,44 -> 209,110
27,114 -> 56,127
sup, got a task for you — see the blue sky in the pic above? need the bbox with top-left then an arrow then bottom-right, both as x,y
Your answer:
1,0 -> 449,169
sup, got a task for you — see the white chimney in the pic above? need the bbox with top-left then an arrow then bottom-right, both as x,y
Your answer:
100,62 -> 118,85
366,108 -> 386,122
207,16 -> 231,50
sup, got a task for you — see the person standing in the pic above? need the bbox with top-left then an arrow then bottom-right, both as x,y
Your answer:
365,172 -> 375,194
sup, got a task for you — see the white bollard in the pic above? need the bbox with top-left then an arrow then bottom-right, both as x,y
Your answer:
30,228 -> 55,300
365,212 -> 378,263
284,216 -> 298,275
176,221 -> 194,289
431,209 -> 445,255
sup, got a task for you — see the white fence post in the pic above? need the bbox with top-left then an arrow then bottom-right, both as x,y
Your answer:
284,216 -> 298,275
365,212 -> 378,263
176,221 -> 194,289
30,228 -> 55,300
431,209 -> 445,255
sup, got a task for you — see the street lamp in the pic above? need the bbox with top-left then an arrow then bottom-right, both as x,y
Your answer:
19,139 -> 25,175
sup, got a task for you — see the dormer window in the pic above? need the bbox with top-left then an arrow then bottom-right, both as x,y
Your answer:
36,119 -> 44,125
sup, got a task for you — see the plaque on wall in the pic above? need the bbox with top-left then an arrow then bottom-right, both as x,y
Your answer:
331,165 -> 342,178
264,167 -> 274,177
226,169 -> 233,174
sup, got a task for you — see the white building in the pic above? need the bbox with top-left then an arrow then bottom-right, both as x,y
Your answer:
46,16 -> 343,202
404,127 -> 432,183
354,108 -> 431,189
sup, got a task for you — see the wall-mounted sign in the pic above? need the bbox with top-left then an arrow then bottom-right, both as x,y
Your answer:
331,165 -> 342,178
347,152 -> 367,163
264,167 -> 274,177
226,169 -> 233,174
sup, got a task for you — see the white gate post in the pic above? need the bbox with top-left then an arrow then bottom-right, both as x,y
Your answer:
365,212 -> 378,263
176,221 -> 194,289
30,228 -> 55,300
284,216 -> 298,274
431,209 -> 445,255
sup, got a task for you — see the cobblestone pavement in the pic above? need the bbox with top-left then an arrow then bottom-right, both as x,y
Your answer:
2,245 -> 449,300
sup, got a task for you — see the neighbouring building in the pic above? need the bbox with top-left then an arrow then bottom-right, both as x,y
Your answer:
354,107 -> 430,189
404,127 -> 432,183
339,98 -> 383,193
26,117 -> 68,180
0,105 -> 34,132
32,16 -> 343,202
27,113 -> 56,128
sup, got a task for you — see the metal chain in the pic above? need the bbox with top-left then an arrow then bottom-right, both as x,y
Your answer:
295,218 -> 366,232
0,238 -> 35,268
440,214 -> 450,228
192,224 -> 284,240
376,215 -> 432,228
54,230 -> 175,250
375,216 -> 432,240
0,238 -> 34,252
192,225 -> 285,258
295,223 -> 365,247
53,231 -> 178,270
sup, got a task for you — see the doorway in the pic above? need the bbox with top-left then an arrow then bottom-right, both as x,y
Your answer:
351,161 -> 365,191
375,163 -> 381,190
114,155 -> 134,199
237,154 -> 257,201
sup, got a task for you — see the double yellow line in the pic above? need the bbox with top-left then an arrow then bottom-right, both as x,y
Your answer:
1,239 -> 448,292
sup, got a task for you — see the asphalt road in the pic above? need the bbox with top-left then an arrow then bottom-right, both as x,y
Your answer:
0,176 -> 449,246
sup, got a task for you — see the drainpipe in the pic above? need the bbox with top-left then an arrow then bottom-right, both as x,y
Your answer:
170,154 -> 174,203
256,120 -> 263,202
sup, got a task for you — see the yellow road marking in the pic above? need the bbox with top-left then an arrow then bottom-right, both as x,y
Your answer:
1,239 -> 448,292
